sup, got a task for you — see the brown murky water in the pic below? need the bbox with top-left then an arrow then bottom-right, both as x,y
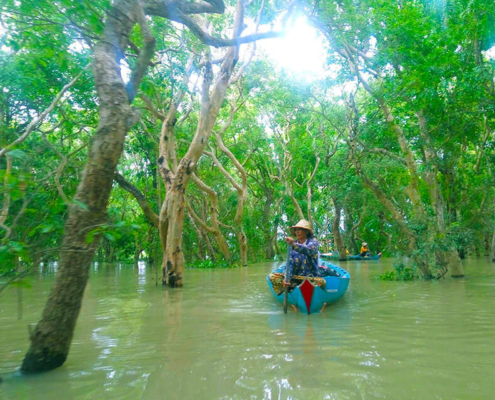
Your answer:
1,258 -> 495,399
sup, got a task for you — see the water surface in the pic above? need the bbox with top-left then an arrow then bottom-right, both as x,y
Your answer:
1,258 -> 494,399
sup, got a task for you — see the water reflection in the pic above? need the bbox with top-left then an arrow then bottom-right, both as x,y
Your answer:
137,261 -> 146,292
1,259 -> 495,399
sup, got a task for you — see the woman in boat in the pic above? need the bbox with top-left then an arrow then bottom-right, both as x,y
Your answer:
268,219 -> 327,295
360,242 -> 371,257
283,219 -> 320,286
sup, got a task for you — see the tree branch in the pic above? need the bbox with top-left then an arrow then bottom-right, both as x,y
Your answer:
0,69 -> 86,158
114,173 -> 159,226
126,2 -> 156,102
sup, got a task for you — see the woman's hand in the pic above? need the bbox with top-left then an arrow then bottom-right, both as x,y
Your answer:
284,236 -> 295,246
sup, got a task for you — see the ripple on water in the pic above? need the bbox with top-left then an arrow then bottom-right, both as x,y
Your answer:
1,260 -> 495,399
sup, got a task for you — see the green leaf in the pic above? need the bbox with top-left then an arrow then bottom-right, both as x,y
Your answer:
85,229 -> 99,244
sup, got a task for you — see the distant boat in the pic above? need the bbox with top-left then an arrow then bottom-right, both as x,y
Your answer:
267,260 -> 350,314
321,252 -> 382,261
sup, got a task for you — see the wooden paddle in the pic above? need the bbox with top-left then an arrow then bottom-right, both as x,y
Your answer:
283,244 -> 291,314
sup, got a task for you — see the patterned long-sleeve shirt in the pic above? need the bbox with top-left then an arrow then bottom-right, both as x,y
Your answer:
285,237 -> 320,282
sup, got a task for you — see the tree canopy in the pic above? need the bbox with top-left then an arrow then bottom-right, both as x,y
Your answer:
1,0 -> 495,287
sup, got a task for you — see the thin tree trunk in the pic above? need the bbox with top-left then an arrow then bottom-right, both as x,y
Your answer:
263,189 -> 275,259
491,174 -> 495,262
305,123 -> 321,226
186,199 -> 229,261
204,132 -> 248,265
134,248 -> 143,264
332,198 -> 347,261
189,174 -> 231,260
186,210 -> 206,261
350,206 -> 367,254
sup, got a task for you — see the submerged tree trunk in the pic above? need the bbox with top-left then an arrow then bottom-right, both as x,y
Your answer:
159,0 -> 256,285
21,0 -> 150,373
159,184 -> 187,287
417,110 -> 464,278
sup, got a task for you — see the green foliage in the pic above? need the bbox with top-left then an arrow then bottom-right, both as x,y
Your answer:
187,259 -> 235,269
378,260 -> 417,281
1,0 -> 495,283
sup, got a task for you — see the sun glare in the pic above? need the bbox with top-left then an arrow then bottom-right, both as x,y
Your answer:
258,16 -> 327,80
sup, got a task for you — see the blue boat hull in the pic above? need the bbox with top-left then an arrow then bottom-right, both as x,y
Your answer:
321,253 -> 381,261
267,261 -> 350,314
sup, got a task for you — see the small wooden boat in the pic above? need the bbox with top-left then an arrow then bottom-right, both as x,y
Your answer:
321,253 -> 381,261
267,261 -> 350,314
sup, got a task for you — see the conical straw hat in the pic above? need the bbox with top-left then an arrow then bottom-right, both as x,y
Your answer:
290,219 -> 313,235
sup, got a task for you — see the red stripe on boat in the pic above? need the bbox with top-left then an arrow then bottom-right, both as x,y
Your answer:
299,279 -> 315,314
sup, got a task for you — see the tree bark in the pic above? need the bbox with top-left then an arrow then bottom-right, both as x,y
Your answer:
204,135 -> 248,266
263,189 -> 275,259
331,198 -> 347,261
349,206 -> 366,254
21,0 -> 149,373
21,0 -> 281,372
417,110 -> 464,277
158,0 -> 258,284
491,174 -> 495,263
186,179 -> 230,262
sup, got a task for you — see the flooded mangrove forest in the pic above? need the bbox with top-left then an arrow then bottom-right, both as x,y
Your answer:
1,0 -> 495,397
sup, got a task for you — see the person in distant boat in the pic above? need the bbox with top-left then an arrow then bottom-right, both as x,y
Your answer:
283,219 -> 320,286
360,242 -> 371,257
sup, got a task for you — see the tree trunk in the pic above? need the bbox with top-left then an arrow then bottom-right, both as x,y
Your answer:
263,190 -> 274,259
274,223 -> 281,256
417,110 -> 464,277
21,0 -> 147,373
134,248 -> 143,265
159,186 -> 187,287
114,173 -> 159,226
447,248 -> 464,277
359,173 -> 433,278
190,174 -> 231,261
332,198 -> 347,261
491,189 -> 495,262
187,211 -> 205,261
158,0 -> 248,285
208,129 -> 249,266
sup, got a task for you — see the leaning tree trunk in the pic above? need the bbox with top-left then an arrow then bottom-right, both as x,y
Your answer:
21,0 -> 150,373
